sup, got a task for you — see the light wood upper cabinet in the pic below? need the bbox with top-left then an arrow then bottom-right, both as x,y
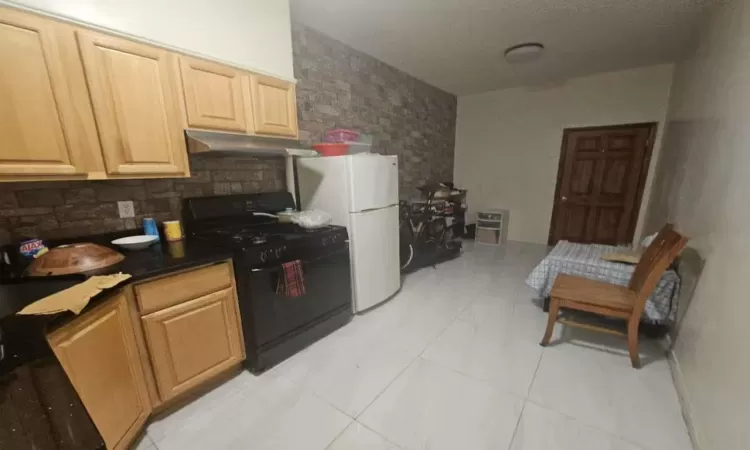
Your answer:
48,291 -> 151,450
179,56 -> 248,133
141,286 -> 244,402
0,7 -> 95,178
77,30 -> 188,176
0,7 -> 302,182
249,74 -> 299,137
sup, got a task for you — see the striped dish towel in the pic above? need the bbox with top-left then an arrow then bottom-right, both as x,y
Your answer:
276,260 -> 306,297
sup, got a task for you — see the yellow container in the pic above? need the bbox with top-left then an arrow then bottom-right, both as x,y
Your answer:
167,240 -> 185,258
163,220 -> 183,242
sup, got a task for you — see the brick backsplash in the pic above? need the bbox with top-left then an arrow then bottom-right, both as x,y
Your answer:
0,24 -> 457,245
292,22 -> 457,197
0,155 -> 286,243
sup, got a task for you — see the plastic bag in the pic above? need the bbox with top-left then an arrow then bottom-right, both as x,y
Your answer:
292,210 -> 332,229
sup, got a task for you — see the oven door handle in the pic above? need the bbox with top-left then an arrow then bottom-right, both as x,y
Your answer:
250,247 -> 348,272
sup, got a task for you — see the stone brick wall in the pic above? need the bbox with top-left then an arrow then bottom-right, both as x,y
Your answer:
292,22 -> 457,197
0,155 -> 285,243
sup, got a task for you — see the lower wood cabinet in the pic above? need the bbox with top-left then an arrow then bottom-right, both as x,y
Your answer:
140,282 -> 244,403
48,291 -> 151,450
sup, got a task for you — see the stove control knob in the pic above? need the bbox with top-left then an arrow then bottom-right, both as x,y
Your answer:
332,234 -> 339,243
260,250 -> 269,263
274,247 -> 283,258
322,237 -> 330,246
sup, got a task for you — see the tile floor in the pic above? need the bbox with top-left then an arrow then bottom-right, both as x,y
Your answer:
138,241 -> 692,450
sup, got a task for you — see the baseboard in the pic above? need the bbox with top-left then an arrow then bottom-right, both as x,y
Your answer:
667,350 -> 704,450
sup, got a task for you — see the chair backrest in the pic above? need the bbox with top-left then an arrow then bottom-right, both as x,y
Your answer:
628,224 -> 688,318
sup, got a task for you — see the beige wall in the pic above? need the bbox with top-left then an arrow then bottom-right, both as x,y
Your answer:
1,0 -> 295,80
644,1 -> 750,449
454,64 -> 674,244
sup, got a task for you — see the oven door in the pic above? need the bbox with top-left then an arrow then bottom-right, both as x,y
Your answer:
246,247 -> 351,347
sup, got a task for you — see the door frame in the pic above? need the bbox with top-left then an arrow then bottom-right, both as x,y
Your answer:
547,122 -> 658,246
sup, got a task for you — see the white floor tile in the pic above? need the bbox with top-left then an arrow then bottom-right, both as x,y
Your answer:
132,434 -> 156,450
529,340 -> 691,450
337,282 -> 476,358
152,372 -> 350,450
146,370 -> 256,443
457,296 -> 552,343
422,306 -> 545,396
510,402 -> 644,450
358,358 -> 525,450
327,422 -> 402,450
273,333 -> 414,417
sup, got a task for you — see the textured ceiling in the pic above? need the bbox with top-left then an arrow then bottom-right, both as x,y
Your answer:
291,0 -> 716,95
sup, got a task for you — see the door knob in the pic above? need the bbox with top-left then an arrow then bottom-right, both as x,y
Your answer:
561,196 -> 568,201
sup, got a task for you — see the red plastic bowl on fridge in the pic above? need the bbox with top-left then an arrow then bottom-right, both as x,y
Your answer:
325,129 -> 360,142
312,143 -> 349,156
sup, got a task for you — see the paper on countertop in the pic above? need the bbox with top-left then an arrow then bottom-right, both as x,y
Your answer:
16,273 -> 132,316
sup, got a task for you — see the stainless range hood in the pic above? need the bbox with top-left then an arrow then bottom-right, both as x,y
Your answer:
185,129 -> 318,207
185,129 -> 317,157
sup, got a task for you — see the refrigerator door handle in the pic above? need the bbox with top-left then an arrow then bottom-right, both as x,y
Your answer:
355,204 -> 399,214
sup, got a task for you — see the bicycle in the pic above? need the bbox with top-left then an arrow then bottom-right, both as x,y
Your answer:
399,183 -> 464,270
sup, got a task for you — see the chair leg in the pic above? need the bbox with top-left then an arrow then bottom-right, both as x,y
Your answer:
627,319 -> 641,369
540,297 -> 560,346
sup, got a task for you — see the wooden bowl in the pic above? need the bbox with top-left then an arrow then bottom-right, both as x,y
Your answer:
26,243 -> 125,276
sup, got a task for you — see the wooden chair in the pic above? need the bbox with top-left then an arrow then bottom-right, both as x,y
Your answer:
540,225 -> 688,368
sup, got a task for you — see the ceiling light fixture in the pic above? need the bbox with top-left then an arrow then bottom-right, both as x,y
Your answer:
504,42 -> 545,64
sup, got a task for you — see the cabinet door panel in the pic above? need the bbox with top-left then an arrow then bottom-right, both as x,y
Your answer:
0,7 -> 89,176
249,74 -> 298,137
142,287 -> 244,402
77,30 -> 188,176
179,56 -> 247,132
48,292 -> 151,450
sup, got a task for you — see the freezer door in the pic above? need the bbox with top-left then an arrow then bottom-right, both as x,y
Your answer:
296,156 -> 351,227
348,205 -> 400,312
347,155 -> 398,212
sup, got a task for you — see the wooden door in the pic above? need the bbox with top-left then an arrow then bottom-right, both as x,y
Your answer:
548,124 -> 655,245
0,7 -> 94,177
179,56 -> 248,132
141,287 -> 244,402
249,74 -> 298,137
48,292 -> 151,450
76,30 -> 188,176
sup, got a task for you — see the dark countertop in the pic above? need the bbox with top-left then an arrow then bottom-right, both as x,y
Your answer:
0,237 -> 233,449
0,238 -> 234,322
0,238 -> 234,377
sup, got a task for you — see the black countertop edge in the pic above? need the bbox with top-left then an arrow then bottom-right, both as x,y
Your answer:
0,238 -> 234,376
1,238 -> 234,323
0,240 -> 232,324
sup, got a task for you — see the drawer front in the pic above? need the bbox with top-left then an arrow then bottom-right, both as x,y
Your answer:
478,212 -> 504,221
477,219 -> 503,229
135,263 -> 232,314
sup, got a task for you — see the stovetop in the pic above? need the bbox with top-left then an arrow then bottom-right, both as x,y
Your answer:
192,223 -> 343,246
183,192 -> 349,267
190,222 -> 349,267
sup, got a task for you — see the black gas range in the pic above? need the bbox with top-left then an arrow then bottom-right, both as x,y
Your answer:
184,192 -> 352,373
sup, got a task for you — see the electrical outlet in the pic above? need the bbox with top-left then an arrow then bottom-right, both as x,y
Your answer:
117,201 -> 135,218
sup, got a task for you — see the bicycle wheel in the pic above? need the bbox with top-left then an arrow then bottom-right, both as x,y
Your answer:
400,242 -> 414,270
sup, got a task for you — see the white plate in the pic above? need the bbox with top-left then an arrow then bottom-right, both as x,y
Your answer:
111,235 -> 159,250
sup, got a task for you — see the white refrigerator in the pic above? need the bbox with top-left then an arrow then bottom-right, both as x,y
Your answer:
296,154 -> 400,312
